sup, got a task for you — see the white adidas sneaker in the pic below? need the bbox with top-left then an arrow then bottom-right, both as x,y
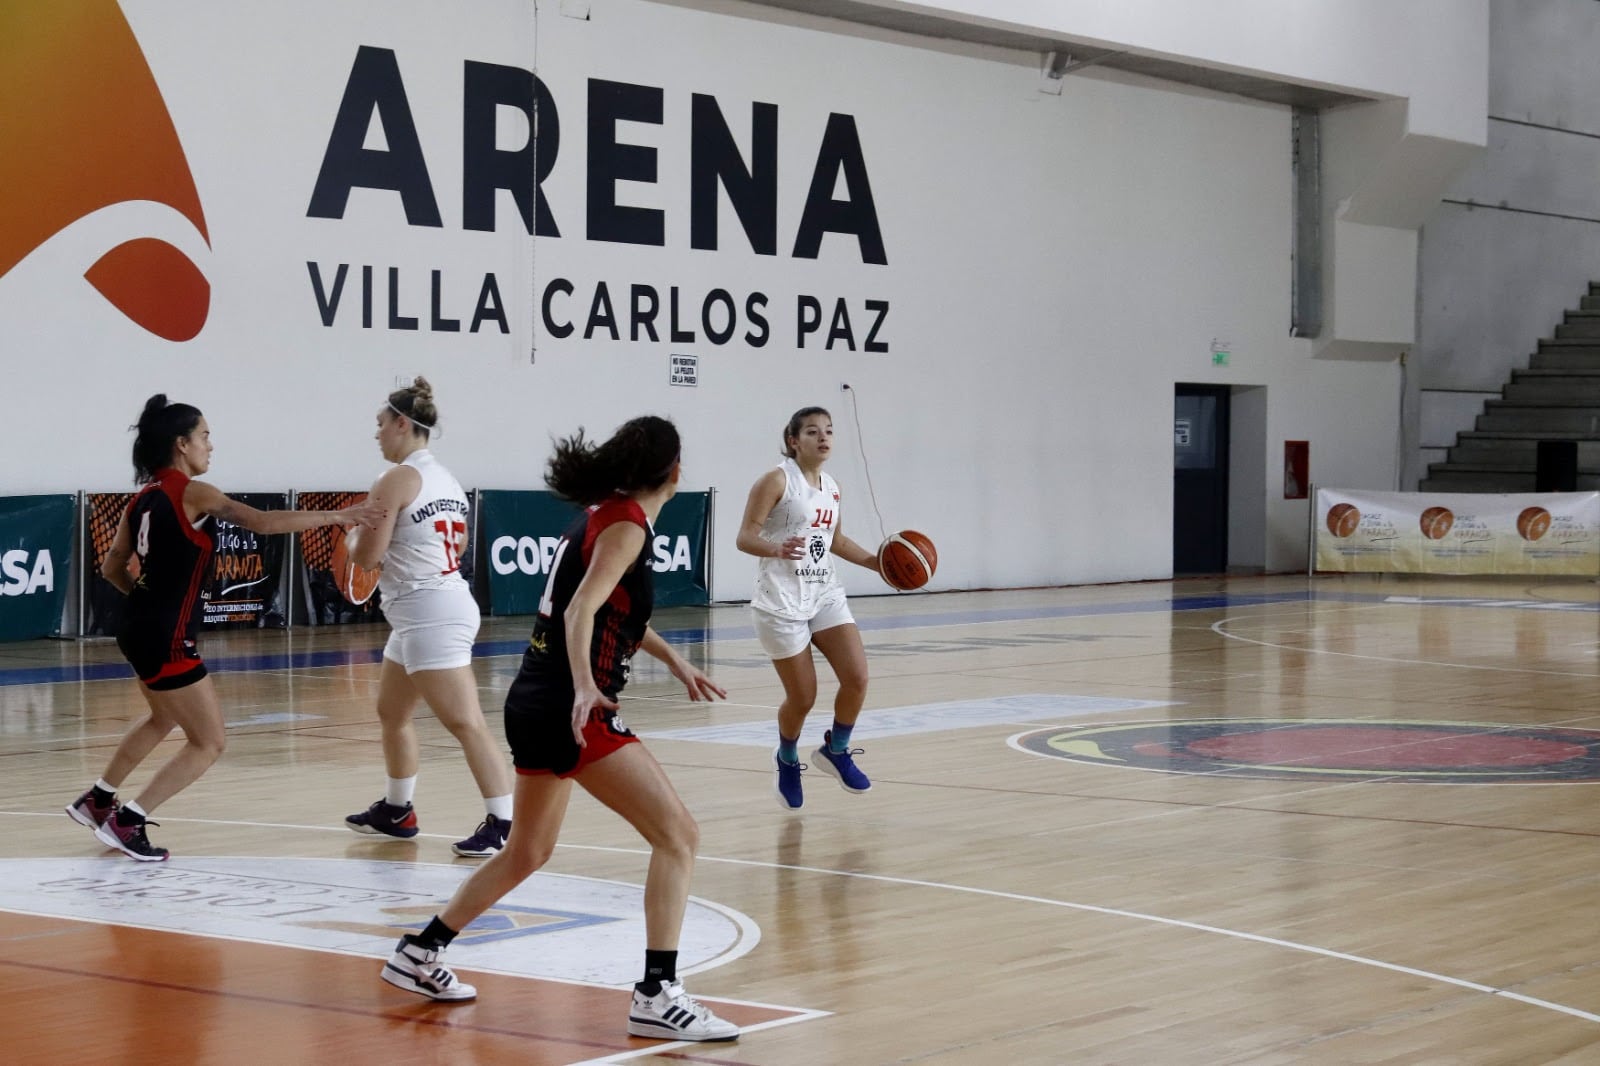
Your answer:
627,980 -> 739,1041
380,937 -> 477,1001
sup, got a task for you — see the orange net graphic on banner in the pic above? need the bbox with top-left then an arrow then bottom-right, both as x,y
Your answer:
297,491 -> 383,623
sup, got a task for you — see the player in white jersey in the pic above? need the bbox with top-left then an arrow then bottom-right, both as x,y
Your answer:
736,406 -> 882,811
340,378 -> 514,856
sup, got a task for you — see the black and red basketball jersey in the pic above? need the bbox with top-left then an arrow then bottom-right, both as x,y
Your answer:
122,468 -> 214,653
522,497 -> 654,697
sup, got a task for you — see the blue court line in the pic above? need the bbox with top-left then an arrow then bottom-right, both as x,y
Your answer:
0,588 -> 1461,689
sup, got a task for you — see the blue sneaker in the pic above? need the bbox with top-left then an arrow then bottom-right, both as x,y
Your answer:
813,730 -> 871,793
774,749 -> 805,811
452,814 -> 509,857
345,798 -> 420,839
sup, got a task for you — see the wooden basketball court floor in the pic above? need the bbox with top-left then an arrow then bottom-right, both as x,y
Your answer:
4,573 -> 1600,1064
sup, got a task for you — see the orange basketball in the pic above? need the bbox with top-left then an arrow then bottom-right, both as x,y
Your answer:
879,530 -> 937,591
1516,506 -> 1551,541
1419,506 -> 1454,540
1325,502 -> 1360,538
330,530 -> 381,605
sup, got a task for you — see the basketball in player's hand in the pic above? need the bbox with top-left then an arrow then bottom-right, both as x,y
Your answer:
330,530 -> 381,605
879,530 -> 937,591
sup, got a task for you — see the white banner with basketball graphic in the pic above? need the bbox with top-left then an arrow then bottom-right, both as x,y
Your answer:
1314,489 -> 1600,575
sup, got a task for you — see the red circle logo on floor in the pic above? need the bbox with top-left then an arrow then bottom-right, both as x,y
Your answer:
1017,719 -> 1600,782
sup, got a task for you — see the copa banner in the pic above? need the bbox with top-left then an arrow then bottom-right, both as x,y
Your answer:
84,491 -> 292,635
1314,488 -> 1600,575
479,490 -> 712,615
0,495 -> 75,641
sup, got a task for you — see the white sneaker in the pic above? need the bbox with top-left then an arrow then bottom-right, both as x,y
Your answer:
627,980 -> 739,1041
380,937 -> 476,1001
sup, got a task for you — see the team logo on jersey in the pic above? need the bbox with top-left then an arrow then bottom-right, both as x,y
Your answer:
808,535 -> 826,563
1014,718 -> 1600,783
0,0 -> 211,340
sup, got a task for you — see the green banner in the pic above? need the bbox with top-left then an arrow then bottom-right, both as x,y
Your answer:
479,490 -> 711,615
0,494 -> 75,641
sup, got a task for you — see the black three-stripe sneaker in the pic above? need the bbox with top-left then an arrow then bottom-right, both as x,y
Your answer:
627,980 -> 739,1041
380,936 -> 476,1001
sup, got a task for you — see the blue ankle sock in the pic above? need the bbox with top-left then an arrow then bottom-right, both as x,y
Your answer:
778,733 -> 800,765
829,722 -> 854,753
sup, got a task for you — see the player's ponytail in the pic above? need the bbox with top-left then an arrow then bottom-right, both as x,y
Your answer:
131,394 -> 204,484
546,416 -> 680,505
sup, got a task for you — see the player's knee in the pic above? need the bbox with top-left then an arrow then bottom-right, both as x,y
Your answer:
660,811 -> 699,859
505,840 -> 553,878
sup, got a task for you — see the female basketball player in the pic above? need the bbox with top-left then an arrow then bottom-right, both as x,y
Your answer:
379,415 -> 739,1043
736,406 -> 881,811
66,394 -> 383,861
340,377 -> 514,858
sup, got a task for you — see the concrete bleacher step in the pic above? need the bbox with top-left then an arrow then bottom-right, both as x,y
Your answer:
1447,436 -> 1600,466
1427,282 -> 1600,492
1529,349 -> 1600,370
1476,403 -> 1600,433
1419,468 -> 1600,492
1554,311 -> 1600,339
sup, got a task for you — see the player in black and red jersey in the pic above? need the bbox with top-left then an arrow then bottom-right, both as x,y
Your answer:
65,394 -> 382,861
377,416 -> 740,1043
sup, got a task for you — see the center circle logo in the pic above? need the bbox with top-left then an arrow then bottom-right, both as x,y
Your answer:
1015,719 -> 1600,783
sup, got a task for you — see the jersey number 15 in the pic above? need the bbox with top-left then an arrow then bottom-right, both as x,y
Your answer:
434,519 -> 467,575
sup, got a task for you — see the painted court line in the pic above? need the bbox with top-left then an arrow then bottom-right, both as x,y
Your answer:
641,693 -> 1178,746
6,808 -> 1591,1027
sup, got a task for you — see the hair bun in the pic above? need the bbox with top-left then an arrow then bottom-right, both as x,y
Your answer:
411,375 -> 434,403
142,394 -> 169,418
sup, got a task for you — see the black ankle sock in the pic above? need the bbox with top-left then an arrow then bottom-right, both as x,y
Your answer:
637,948 -> 678,995
90,785 -> 115,806
413,916 -> 458,949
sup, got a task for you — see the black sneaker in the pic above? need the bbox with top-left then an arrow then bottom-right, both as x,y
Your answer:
66,789 -> 118,829
451,815 -> 510,857
345,798 -> 419,839
94,815 -> 169,862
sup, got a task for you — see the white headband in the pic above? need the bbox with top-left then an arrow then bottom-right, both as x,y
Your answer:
388,401 -> 436,432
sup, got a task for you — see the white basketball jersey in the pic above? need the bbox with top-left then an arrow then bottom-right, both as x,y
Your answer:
752,457 -> 844,619
378,450 -> 471,601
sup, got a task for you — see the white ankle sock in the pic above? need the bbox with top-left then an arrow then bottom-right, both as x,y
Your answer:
386,776 -> 417,807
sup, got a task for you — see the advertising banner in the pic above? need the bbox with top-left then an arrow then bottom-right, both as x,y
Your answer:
84,491 -> 291,635
296,491 -> 384,625
480,490 -> 712,615
1314,488 -> 1600,575
83,492 -> 133,636
0,494 -> 75,641
207,493 -> 290,629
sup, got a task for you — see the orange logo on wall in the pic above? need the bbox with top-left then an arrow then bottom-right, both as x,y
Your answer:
1419,506 -> 1454,540
1325,502 -> 1360,538
0,1 -> 210,340
1517,506 -> 1552,541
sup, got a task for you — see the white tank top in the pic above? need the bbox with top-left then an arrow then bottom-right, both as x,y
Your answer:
752,457 -> 845,619
378,450 -> 471,601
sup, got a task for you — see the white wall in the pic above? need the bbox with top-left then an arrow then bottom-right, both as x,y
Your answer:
0,0 -> 1482,596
